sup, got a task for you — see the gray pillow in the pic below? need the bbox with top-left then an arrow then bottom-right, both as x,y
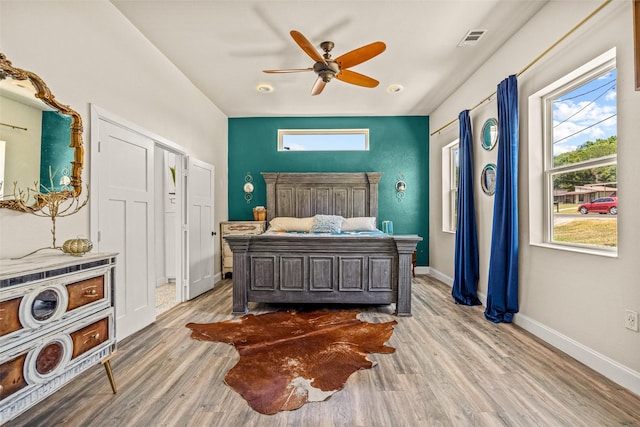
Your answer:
310,215 -> 343,233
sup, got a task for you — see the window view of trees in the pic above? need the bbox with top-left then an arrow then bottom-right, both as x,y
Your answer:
548,67 -> 617,249
552,136 -> 617,191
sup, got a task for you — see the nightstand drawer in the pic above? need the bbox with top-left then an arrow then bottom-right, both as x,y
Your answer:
66,276 -> 105,311
221,223 -> 264,235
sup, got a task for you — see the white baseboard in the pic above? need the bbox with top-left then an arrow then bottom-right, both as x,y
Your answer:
414,266 -> 431,276
425,267 -> 640,397
426,267 -> 453,287
514,312 -> 640,396
213,272 -> 222,286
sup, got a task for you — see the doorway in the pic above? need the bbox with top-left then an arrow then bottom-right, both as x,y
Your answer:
154,147 -> 182,316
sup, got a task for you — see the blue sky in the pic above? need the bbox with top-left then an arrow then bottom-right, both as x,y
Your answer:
282,132 -> 367,151
552,69 -> 617,156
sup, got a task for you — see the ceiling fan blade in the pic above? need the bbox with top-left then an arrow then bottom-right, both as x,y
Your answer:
263,68 -> 313,73
336,69 -> 379,88
290,30 -> 327,65
335,41 -> 386,69
311,77 -> 326,96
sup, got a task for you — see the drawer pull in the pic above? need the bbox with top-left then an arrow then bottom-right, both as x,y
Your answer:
228,225 -> 257,231
84,332 -> 100,343
84,289 -> 99,297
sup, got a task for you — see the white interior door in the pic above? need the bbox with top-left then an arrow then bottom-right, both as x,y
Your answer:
95,118 -> 155,341
186,157 -> 215,300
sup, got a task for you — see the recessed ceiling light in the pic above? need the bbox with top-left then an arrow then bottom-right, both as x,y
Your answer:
256,83 -> 274,93
387,84 -> 404,94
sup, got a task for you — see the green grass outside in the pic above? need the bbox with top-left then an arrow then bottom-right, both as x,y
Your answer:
553,218 -> 617,247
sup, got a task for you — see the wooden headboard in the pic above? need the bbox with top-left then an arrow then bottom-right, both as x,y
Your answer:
261,172 -> 382,222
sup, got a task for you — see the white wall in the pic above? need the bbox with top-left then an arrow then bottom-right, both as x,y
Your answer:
0,96 -> 42,199
0,1 -> 229,265
429,0 -> 640,394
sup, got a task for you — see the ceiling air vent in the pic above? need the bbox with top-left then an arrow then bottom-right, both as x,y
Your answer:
457,29 -> 487,47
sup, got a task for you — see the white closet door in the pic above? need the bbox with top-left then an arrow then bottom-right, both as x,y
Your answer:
96,118 -> 155,341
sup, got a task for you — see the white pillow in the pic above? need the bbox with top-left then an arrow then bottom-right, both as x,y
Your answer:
267,217 -> 314,232
310,215 -> 344,233
342,217 -> 378,232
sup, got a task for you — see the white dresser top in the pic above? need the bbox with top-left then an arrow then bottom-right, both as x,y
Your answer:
0,252 -> 118,283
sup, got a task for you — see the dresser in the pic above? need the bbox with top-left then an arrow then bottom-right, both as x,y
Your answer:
0,252 -> 117,424
220,221 -> 266,277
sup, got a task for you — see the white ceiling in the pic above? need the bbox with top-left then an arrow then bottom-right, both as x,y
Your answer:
111,0 -> 549,118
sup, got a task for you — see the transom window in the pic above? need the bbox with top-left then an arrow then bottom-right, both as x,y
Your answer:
278,129 -> 369,151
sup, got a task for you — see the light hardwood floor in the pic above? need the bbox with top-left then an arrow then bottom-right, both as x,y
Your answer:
7,276 -> 640,427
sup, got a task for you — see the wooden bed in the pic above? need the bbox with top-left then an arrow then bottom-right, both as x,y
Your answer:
224,172 -> 422,316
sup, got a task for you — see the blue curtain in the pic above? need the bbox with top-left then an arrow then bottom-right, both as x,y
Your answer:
485,75 -> 519,323
452,110 -> 481,306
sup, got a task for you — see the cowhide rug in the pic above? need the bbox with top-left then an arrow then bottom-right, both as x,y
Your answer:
186,310 -> 397,415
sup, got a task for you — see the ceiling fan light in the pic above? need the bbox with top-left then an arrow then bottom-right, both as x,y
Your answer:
387,84 -> 403,94
256,83 -> 274,93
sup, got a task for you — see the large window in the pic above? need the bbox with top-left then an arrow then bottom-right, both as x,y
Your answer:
442,140 -> 459,233
529,48 -> 617,255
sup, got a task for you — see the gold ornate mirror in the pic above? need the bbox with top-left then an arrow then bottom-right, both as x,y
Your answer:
0,52 -> 84,211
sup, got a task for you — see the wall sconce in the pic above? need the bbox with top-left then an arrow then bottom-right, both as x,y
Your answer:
244,172 -> 254,204
395,173 -> 406,202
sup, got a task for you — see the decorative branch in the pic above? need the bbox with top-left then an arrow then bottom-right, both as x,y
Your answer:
11,167 -> 89,258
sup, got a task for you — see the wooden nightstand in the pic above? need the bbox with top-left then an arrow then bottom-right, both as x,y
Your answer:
220,221 -> 266,278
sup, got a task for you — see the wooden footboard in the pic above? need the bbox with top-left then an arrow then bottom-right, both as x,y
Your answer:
225,234 -> 421,316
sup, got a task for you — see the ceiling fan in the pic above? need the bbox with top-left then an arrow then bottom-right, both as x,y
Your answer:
263,30 -> 386,96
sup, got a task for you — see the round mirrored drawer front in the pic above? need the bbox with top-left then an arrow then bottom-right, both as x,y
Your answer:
18,284 -> 69,329
24,335 -> 73,384
36,341 -> 64,375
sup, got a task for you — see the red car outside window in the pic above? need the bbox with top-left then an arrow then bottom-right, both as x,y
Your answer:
577,197 -> 617,215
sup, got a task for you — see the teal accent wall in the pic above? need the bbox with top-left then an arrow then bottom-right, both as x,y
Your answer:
228,116 -> 430,266
40,111 -> 73,192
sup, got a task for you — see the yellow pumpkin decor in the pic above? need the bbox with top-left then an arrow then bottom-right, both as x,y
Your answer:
62,238 -> 93,256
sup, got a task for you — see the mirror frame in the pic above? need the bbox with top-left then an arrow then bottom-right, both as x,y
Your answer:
0,52 -> 84,211
481,163 -> 497,196
481,117 -> 498,151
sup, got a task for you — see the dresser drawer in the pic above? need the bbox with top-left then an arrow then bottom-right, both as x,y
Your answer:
66,276 -> 105,311
0,297 -> 23,337
0,354 -> 27,401
70,317 -> 109,359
